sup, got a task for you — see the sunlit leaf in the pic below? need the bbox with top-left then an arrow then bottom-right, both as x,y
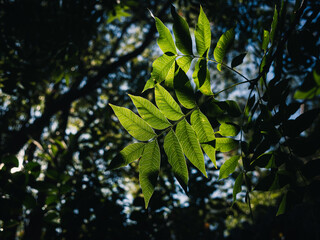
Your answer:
191,109 -> 215,143
231,53 -> 246,68
177,56 -> 193,73
164,129 -> 189,193
214,28 -> 235,71
193,58 -> 213,95
262,30 -> 270,51
233,172 -> 243,201
155,17 -> 177,54
174,68 -> 197,109
270,6 -> 278,44
294,87 -> 320,99
219,155 -> 240,179
139,140 -> 160,208
216,138 -> 238,152
129,95 -> 171,130
201,143 -> 217,168
195,6 -> 211,57
142,78 -> 155,93
150,54 -> 176,83
171,5 -> 193,55
176,119 -> 207,177
219,122 -> 240,137
108,143 -> 145,170
314,69 -> 320,86
107,5 -> 131,23
109,104 -> 156,141
165,61 -> 176,88
155,84 -> 184,121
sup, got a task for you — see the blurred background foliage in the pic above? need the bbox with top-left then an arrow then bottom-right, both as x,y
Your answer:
0,0 -> 319,239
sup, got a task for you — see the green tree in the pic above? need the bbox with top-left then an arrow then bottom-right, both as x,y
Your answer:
110,1 -> 320,237
1,0 -> 320,239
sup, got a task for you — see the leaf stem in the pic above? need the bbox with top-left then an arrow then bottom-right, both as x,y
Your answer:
151,106 -> 198,141
213,80 -> 251,97
239,88 -> 255,222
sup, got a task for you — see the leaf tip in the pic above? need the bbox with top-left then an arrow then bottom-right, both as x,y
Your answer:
147,8 -> 155,19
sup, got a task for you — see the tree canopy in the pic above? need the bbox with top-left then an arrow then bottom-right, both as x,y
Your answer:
1,0 -> 320,239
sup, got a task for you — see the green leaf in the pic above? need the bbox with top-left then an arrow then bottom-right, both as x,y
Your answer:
201,143 -> 217,168
109,104 -> 156,141
231,53 -> 247,68
262,30 -> 270,51
216,138 -> 238,152
174,68 -> 197,109
192,58 -> 213,95
283,108 -> 320,138
276,193 -> 287,216
142,78 -> 155,93
129,94 -> 171,130
171,5 -> 193,55
213,28 -> 235,71
107,5 -> 131,23
190,109 -> 215,143
176,119 -> 207,177
109,143 -> 145,170
139,140 -> 160,208
155,17 -> 177,54
226,100 -> 242,117
294,87 -> 320,99
195,6 -> 211,57
155,84 -> 184,121
165,61 -> 176,88
219,122 -> 240,137
270,6 -> 278,44
177,56 -> 193,73
313,69 -> 320,86
164,129 -> 189,193
219,155 -> 240,179
2,155 -> 19,169
233,172 -> 243,202
150,54 -> 176,83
